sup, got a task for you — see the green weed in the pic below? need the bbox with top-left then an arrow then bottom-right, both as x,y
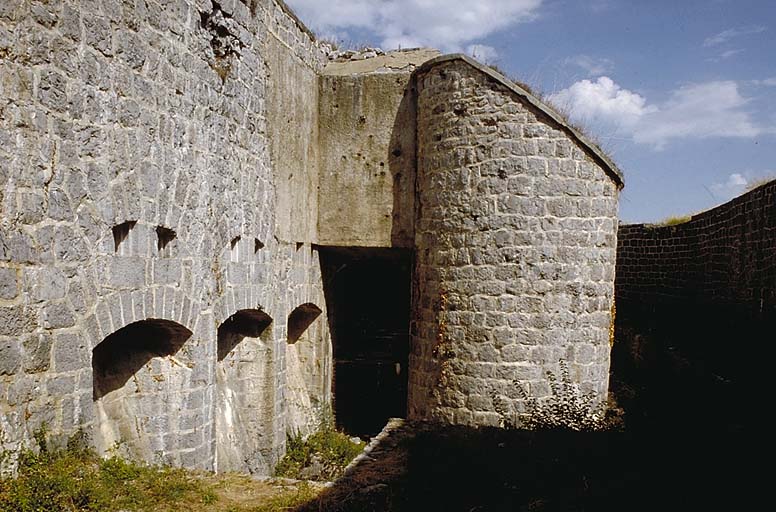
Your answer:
274,409 -> 365,481
493,360 -> 624,432
0,429 -> 217,512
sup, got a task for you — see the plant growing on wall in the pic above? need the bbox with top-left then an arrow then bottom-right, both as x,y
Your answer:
492,360 -> 623,432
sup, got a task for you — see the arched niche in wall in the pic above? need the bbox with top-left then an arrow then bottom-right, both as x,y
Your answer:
92,319 -> 203,464
217,309 -> 273,361
285,303 -> 331,436
287,303 -> 323,344
216,309 -> 275,474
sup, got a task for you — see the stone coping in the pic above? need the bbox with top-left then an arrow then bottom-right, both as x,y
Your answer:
416,54 -> 625,189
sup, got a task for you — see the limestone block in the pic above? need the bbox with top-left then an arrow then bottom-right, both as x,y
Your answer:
41,300 -> 75,331
0,305 -> 37,336
52,332 -> 88,373
0,267 -> 19,299
109,257 -> 146,288
22,332 -> 52,373
0,339 -> 22,375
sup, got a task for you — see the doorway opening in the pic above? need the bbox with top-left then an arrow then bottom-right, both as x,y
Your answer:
319,247 -> 412,437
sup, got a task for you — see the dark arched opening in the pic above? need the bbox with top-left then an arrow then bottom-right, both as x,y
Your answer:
92,319 -> 192,400
287,303 -> 323,343
217,309 -> 273,361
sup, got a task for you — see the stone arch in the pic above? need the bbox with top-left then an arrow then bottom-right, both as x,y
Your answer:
91,318 -> 208,467
216,309 -> 275,474
217,309 -> 273,361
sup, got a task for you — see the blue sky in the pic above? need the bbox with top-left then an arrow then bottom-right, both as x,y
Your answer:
285,0 -> 776,223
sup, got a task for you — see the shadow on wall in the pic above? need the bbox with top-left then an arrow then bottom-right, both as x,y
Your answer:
296,422 -> 750,512
389,76 -> 418,247
92,319 -> 193,399
218,309 -> 273,360
287,304 -> 323,344
613,179 -> 776,428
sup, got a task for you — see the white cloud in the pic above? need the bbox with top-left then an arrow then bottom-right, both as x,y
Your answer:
549,78 -> 764,149
564,55 -> 614,76
466,44 -> 499,64
755,77 -> 776,86
719,49 -> 743,59
634,81 -> 760,148
587,0 -> 614,12
711,173 -> 748,200
284,0 -> 543,51
703,25 -> 766,47
548,77 -> 653,129
710,172 -> 776,200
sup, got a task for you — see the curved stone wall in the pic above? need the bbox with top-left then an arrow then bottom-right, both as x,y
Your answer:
409,59 -> 619,426
615,180 -> 776,394
0,0 -> 329,473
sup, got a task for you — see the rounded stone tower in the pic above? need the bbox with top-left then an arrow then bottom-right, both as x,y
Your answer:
408,55 -> 623,427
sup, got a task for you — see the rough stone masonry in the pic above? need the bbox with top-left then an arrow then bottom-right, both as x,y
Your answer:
0,0 -> 623,475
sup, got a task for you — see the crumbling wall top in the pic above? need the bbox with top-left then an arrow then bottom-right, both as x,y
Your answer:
322,48 -> 441,76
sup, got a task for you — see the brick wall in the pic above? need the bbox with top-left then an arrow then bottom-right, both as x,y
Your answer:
615,180 -> 776,418
617,180 -> 776,311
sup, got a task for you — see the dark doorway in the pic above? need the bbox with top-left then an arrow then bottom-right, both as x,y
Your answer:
319,247 -> 412,438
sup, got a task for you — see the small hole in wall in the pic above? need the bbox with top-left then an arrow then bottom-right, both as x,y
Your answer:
112,221 -> 137,253
156,226 -> 176,254
254,238 -> 265,253
230,236 -> 241,262
296,242 -> 304,251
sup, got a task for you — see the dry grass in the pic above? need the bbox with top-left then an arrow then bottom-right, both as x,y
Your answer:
745,175 -> 776,192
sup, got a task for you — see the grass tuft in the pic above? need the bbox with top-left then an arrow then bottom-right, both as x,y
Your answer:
274,410 -> 365,481
0,429 -> 216,511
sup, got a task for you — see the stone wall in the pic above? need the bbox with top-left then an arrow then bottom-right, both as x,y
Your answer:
617,180 -> 776,311
0,1 -> 626,476
0,0 -> 330,474
615,180 -> 776,398
409,57 -> 621,427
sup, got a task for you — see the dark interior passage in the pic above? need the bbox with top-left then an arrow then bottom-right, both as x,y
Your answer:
320,247 -> 412,437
